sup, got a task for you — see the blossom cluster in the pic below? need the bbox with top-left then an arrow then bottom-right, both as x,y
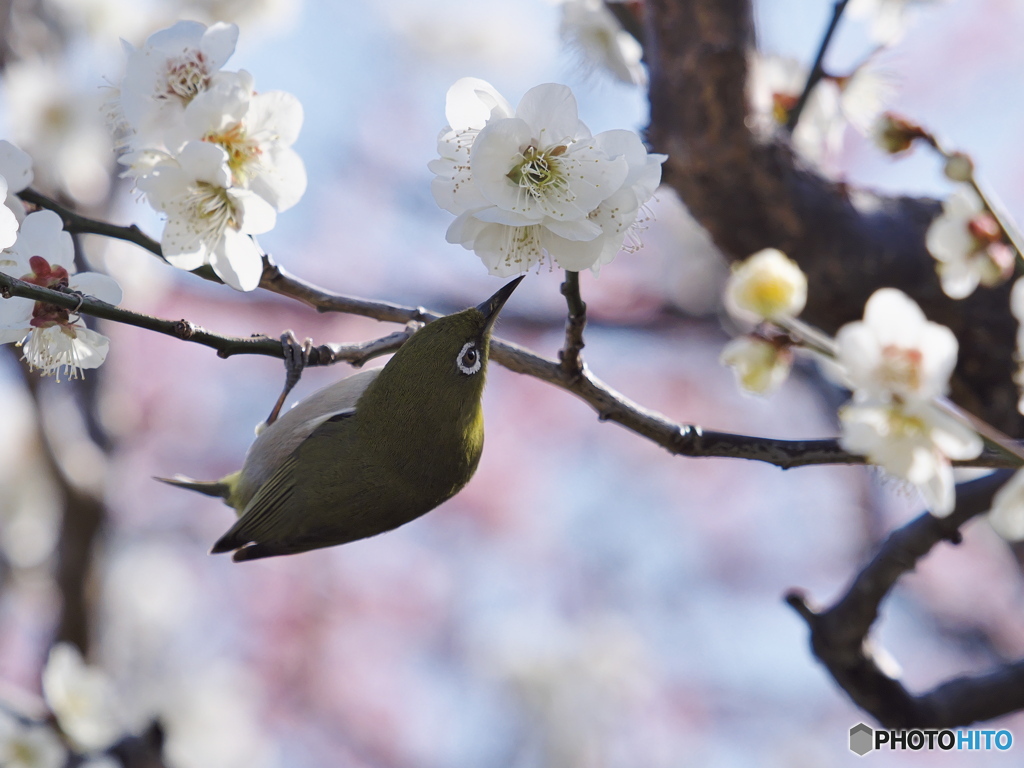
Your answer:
719,249 -> 982,516
558,0 -> 645,86
112,21 -> 306,291
430,77 -> 665,276
1,643 -> 123,768
925,186 -> 1014,300
719,248 -> 807,396
748,53 -> 894,175
835,289 -> 982,515
0,142 -> 122,379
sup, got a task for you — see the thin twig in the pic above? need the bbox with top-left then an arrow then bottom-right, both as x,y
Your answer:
909,133 -> 1024,260
786,471 -> 1024,728
15,359 -> 106,655
4,270 -> 1021,471
14,191 -> 1024,470
968,179 -> 1024,262
785,0 -> 850,133
0,272 -> 283,358
0,272 -> 404,366
559,270 -> 587,380
490,337 -> 1018,470
259,262 -> 435,324
315,326 -> 418,368
19,188 -> 164,258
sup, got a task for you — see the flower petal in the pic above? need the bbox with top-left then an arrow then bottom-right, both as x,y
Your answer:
248,147 -> 306,213
70,272 -> 123,306
541,228 -> 605,271
0,326 -> 28,344
200,22 -> 241,70
211,229 -> 263,291
0,140 -> 33,193
515,84 -> 581,144
445,77 -> 514,131
233,190 -> 277,235
10,210 -> 74,270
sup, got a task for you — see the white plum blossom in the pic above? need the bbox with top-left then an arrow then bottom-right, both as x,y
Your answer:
42,644 -> 122,752
0,713 -> 66,768
430,78 -> 514,218
926,187 -> 1012,299
848,0 -> 947,45
174,70 -> 307,211
431,78 -> 665,276
724,248 -> 807,324
111,21 -> 305,289
987,470 -> 1024,541
835,59 -> 898,136
748,54 -> 894,173
1010,278 -> 1024,416
835,288 -> 957,403
559,0 -> 645,86
834,288 -> 981,515
839,399 -> 982,516
720,335 -> 793,396
747,54 -> 844,172
133,141 -> 276,291
0,211 -> 121,380
0,140 -> 33,224
116,21 -> 240,151
4,61 -> 113,205
0,177 -> 18,250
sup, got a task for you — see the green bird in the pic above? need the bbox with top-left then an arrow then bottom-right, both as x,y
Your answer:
160,277 -> 523,562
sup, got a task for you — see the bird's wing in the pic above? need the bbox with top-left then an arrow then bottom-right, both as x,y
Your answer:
235,367 -> 381,507
211,410 -> 361,559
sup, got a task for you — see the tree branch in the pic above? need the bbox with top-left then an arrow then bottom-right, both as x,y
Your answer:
20,188 -> 164,258
645,0 -> 1023,436
5,269 -> 1021,471
786,470 -> 1024,728
259,261 -> 435,324
785,0 -> 850,133
15,357 -> 105,656
0,272 -> 411,367
559,271 -> 587,380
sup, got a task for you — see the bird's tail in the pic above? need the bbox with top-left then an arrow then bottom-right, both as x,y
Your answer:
155,472 -> 240,503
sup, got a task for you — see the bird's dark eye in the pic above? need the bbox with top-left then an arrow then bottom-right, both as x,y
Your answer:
456,342 -> 482,375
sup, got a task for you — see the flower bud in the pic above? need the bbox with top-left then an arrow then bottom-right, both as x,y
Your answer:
724,248 -> 807,323
979,242 -> 1015,287
943,152 -> 974,183
872,112 -> 926,155
720,335 -> 793,396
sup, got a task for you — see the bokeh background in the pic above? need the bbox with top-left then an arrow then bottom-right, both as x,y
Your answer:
2,0 -> 1024,765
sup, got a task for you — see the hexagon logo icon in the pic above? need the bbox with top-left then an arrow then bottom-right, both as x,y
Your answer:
850,723 -> 874,756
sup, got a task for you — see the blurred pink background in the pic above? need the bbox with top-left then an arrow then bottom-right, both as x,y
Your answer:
1,0 -> 1024,765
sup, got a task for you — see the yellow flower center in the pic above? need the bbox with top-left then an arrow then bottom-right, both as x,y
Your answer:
886,406 -> 926,439
204,123 -> 262,186
738,274 -> 797,319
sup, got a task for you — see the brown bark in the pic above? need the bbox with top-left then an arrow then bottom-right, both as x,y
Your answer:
645,0 -> 1021,434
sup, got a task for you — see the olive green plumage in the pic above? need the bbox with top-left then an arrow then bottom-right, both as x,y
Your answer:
159,278 -> 522,562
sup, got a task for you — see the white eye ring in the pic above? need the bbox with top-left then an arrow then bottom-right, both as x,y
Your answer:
456,341 -> 482,375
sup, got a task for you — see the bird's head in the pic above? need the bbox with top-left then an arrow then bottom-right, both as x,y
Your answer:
372,276 -> 524,413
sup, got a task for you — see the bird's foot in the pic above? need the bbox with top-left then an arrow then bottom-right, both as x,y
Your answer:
262,330 -> 313,428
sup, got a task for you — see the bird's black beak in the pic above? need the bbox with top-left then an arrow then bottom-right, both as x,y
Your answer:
477,276 -> 524,334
